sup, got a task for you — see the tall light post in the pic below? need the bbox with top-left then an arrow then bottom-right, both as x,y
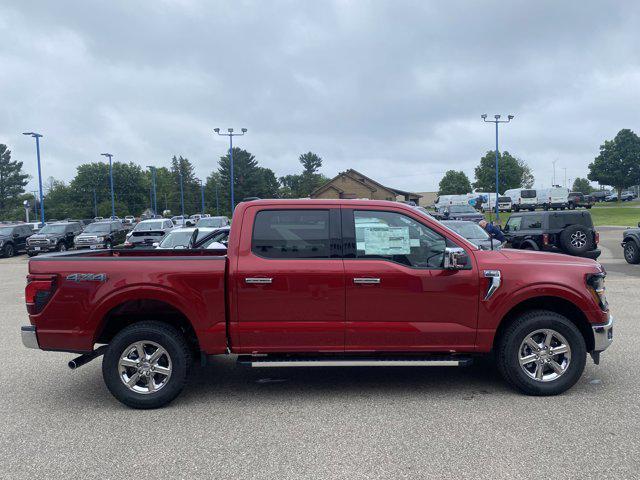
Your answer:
101,153 -> 115,219
178,168 -> 185,216
481,114 -> 514,220
198,179 -> 205,213
22,132 -> 45,227
213,127 -> 247,213
147,166 -> 157,215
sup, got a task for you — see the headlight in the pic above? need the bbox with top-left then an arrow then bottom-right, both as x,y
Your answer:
96,236 -> 104,242
0,239 -> 4,247
587,273 -> 608,311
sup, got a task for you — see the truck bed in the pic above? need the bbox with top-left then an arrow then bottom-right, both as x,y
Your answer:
28,249 -> 228,354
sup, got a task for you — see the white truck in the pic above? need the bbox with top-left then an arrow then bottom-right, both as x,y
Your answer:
538,187 -> 569,210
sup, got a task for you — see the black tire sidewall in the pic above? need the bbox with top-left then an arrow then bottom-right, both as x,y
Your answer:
4,244 -> 14,257
102,322 -> 190,409
499,312 -> 586,395
560,224 -> 592,255
624,241 -> 640,264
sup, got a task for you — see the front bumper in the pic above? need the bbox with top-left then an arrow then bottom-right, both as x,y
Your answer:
21,325 -> 39,349
592,314 -> 614,352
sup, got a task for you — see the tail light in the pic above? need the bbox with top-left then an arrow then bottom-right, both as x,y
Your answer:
542,233 -> 549,246
25,274 -> 57,315
595,231 -> 599,245
518,198 -> 521,203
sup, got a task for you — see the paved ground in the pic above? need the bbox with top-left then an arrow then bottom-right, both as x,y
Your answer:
1,231 -> 639,479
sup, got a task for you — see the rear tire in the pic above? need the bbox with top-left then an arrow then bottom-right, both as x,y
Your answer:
496,310 -> 586,395
58,243 -> 67,252
102,321 -> 192,409
624,241 -> 640,264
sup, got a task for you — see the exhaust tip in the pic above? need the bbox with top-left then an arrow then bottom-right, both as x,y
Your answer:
68,360 -> 78,369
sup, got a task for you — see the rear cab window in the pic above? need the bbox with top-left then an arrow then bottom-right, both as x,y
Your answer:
251,210 -> 331,259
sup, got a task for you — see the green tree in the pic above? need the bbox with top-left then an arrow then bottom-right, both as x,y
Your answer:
473,151 -> 534,192
572,177 -> 594,194
588,129 -> 640,199
438,170 -> 472,195
0,144 -> 30,218
278,152 -> 328,198
215,148 -> 279,215
170,156 -> 200,215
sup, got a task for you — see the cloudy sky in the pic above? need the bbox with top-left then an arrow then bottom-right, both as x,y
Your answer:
1,0 -> 639,194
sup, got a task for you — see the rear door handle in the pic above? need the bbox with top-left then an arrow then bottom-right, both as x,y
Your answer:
245,277 -> 273,284
353,277 -> 381,284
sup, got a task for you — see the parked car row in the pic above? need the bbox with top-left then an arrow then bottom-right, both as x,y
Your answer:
0,215 -> 232,257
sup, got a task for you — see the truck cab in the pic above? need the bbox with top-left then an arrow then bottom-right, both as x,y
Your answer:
21,199 -> 614,408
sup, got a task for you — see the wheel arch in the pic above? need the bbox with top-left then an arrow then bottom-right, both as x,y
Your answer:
93,296 -> 201,355
493,296 -> 594,352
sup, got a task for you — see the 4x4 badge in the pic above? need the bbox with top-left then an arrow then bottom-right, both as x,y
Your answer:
66,273 -> 107,283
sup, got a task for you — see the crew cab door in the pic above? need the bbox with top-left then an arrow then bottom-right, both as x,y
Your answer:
234,206 -> 345,352
342,207 -> 479,351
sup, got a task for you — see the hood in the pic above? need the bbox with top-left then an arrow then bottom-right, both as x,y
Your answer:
498,248 -> 600,268
450,212 -> 484,221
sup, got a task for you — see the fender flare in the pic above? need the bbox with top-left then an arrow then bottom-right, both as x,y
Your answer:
89,285 -> 202,344
623,234 -> 640,247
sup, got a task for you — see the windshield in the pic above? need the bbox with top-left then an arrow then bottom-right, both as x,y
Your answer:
196,217 -> 227,228
521,189 -> 536,198
498,197 -> 511,202
159,230 -> 210,248
38,224 -> 67,234
83,223 -> 111,233
446,222 -> 489,240
134,221 -> 165,231
448,205 -> 476,213
0,227 -> 15,236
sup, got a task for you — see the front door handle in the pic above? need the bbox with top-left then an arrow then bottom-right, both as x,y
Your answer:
245,277 -> 273,284
353,277 -> 381,284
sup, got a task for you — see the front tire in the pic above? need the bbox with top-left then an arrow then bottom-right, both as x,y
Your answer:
3,243 -> 15,257
57,242 -> 67,252
624,241 -> 640,264
496,310 -> 586,395
102,321 -> 192,409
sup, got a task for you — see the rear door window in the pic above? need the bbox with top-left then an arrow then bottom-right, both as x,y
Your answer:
252,210 -> 330,259
522,215 -> 543,230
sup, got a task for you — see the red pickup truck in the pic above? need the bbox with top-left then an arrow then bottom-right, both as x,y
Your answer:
21,199 -> 614,408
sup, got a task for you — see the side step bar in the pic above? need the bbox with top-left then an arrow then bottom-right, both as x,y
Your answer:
237,355 -> 473,368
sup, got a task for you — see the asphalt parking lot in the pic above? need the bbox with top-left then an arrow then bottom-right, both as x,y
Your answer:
1,229 -> 639,479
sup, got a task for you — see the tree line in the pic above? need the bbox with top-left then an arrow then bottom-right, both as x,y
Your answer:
437,128 -> 640,197
0,147 -> 328,220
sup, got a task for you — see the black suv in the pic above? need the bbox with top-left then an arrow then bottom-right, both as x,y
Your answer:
26,221 -> 83,256
504,210 -> 600,259
622,223 -> 640,264
0,224 -> 33,257
74,220 -> 127,249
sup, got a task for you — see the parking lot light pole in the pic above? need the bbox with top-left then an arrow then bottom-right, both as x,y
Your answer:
147,166 -> 157,215
481,114 -> 514,221
22,132 -> 45,227
178,168 -> 185,216
198,179 -> 205,213
101,153 -> 115,219
213,127 -> 247,213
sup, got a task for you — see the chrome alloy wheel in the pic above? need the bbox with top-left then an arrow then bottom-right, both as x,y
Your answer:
118,341 -> 172,394
519,329 -> 571,382
570,230 -> 587,248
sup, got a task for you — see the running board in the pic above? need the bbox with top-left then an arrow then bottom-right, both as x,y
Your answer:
237,355 -> 473,368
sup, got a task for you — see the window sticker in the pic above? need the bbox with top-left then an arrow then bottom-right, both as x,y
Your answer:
362,226 -> 411,255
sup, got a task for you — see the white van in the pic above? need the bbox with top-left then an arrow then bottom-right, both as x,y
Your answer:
504,188 -> 537,211
434,194 -> 474,209
538,187 -> 569,210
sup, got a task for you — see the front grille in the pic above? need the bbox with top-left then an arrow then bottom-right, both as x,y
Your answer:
28,238 -> 50,247
75,237 -> 99,246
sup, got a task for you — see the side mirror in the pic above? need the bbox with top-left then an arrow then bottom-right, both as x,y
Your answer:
13,233 -> 19,238
444,247 -> 468,270
152,242 -> 159,248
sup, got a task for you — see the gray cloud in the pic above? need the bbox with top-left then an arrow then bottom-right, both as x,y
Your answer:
1,0 -> 639,194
